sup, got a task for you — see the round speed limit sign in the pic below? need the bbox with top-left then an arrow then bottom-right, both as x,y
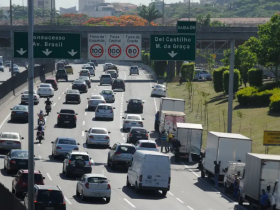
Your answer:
126,45 -> 139,58
108,44 -> 121,58
90,44 -> 104,58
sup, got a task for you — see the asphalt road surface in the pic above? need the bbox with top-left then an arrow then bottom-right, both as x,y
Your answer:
0,64 -> 249,210
0,65 -> 26,83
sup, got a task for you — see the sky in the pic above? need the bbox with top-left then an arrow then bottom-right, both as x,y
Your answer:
1,0 -> 199,10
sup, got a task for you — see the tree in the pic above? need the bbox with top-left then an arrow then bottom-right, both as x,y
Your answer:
0,9 -> 4,20
196,49 -> 216,73
138,4 -> 162,26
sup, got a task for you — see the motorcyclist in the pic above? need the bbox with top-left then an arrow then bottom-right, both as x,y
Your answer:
45,97 -> 52,111
35,121 -> 45,139
37,109 -> 45,125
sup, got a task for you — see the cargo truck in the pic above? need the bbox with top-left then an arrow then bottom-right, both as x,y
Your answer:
223,161 -> 245,193
201,132 -> 252,183
159,111 -> 185,133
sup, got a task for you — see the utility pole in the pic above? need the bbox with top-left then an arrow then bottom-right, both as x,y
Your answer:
162,0 -> 165,26
227,39 -> 235,133
27,0 -> 35,210
51,0 -> 53,25
10,0 -> 14,85
189,0 -> 191,21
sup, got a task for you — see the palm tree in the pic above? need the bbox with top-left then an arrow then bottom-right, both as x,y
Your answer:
138,4 -> 162,26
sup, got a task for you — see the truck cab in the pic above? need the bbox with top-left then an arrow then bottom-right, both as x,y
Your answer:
223,161 -> 245,193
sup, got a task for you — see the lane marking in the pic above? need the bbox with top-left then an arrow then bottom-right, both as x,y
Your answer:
0,113 -> 11,129
123,137 -> 125,141
85,112 -> 87,116
38,144 -> 40,147
168,191 -> 174,196
176,198 -> 184,204
38,156 -> 42,160
82,131 -> 84,137
123,198 -> 135,208
187,206 -> 194,210
66,88 -> 69,90
121,133 -> 124,136
46,173 -> 52,180
53,103 -> 56,107
58,97 -> 61,100
64,196 -> 72,205
83,121 -> 85,125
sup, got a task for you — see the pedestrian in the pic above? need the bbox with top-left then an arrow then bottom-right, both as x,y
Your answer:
172,138 -> 182,162
260,189 -> 270,210
168,131 -> 173,152
197,152 -> 205,169
154,111 -> 160,132
214,161 -> 221,187
233,174 -> 239,199
160,129 -> 168,153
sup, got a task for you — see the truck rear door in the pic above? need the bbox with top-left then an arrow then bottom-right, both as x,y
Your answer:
217,138 -> 235,174
235,140 -> 252,162
178,128 -> 190,154
190,129 -> 202,155
260,161 -> 280,197
154,156 -> 170,189
142,160 -> 157,188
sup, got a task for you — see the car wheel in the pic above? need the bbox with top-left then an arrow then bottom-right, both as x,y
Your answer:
105,197 -> 111,203
81,191 -> 86,201
135,182 -> 140,193
4,163 -> 6,170
107,157 -> 110,166
12,187 -> 15,194
126,176 -> 131,187
76,187 -> 79,196
123,89 -> 125,91
162,190 -> 167,196
100,83 -> 102,85
65,169 -> 69,177
65,101 -> 67,104
111,162 -> 115,170
74,123 -> 77,128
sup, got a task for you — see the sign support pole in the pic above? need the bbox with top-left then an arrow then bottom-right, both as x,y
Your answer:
10,0 -> 14,86
27,0 -> 35,210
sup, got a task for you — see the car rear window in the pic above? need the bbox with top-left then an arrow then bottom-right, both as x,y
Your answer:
127,116 -> 141,120
40,84 -> 51,88
117,146 -> 136,154
90,129 -> 107,134
13,106 -> 28,111
44,80 -> 53,83
102,90 -> 113,95
85,67 -> 93,69
11,150 -> 28,158
91,96 -> 102,99
129,100 -> 142,104
65,66 -> 71,69
114,79 -> 123,83
58,139 -> 76,145
67,90 -> 79,94
60,109 -> 75,114
87,177 -> 108,183
21,173 -> 43,181
70,155 -> 89,161
140,142 -> 156,148
97,105 -> 112,110
37,190 -> 64,203
1,134 -> 19,139
131,129 -> 147,134
23,90 -> 36,94
101,75 -> 111,78
74,80 -> 84,84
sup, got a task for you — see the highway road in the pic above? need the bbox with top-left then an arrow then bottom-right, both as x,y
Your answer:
0,65 -> 26,83
0,64 -> 247,210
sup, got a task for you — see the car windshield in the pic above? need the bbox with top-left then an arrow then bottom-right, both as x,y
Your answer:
127,116 -> 141,120
91,96 -> 102,99
20,174 -> 43,182
23,90 -> 36,94
140,142 -> 156,148
37,190 -> 64,203
60,109 -> 75,114
113,80 -> 123,83
67,90 -> 79,94
58,139 -> 76,145
129,100 -> 142,104
87,177 -> 108,183
65,66 -> 71,69
155,85 -> 165,88
13,106 -> 28,111
90,129 -> 107,134
40,84 -> 51,88
97,105 -> 112,110
70,155 -> 89,161
117,146 -> 136,154
101,75 -> 111,78
11,150 -> 28,158
131,129 -> 146,134
102,90 -> 113,95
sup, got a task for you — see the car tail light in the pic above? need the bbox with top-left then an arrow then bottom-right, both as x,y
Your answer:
107,184 -> 111,189
114,152 -> 121,156
56,146 -> 62,150
129,134 -> 132,136
85,182 -> 89,189
68,160 -> 71,164
110,110 -> 113,113
139,175 -> 142,182
58,115 -> 60,118
146,134 -> 149,138
84,85 -> 87,87
73,148 -> 78,150
0,140 -> 5,143
103,101 -> 106,103
25,112 -> 28,115
125,121 -> 129,123
14,141 -> 21,144
164,90 -> 166,92
74,116 -> 76,119
34,96 -> 37,98
10,160 -> 16,164
105,136 -> 109,139
138,122 -> 143,124
169,177 -> 171,184
141,104 -> 143,107
21,95 -> 24,98
12,111 -> 16,114
89,135 -> 94,139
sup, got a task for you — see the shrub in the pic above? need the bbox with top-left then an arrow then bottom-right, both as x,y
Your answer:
236,87 -> 258,106
143,53 -> 149,65
154,61 -> 167,77
213,66 -> 229,93
258,81 -> 280,92
269,89 -> 280,112
181,62 -> 195,81
248,68 -> 263,87
223,69 -> 241,95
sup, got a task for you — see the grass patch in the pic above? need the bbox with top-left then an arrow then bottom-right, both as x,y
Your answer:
167,81 -> 280,154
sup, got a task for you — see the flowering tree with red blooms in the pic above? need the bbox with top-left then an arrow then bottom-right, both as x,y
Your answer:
57,14 -> 89,25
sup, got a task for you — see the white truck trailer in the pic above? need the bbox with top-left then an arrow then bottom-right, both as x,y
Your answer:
201,131 -> 252,183
159,111 -> 185,133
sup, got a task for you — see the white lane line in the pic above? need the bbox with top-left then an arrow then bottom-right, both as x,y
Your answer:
46,173 -> 52,180
66,88 -> 69,90
182,163 -> 199,178
53,103 -> 56,107
94,89 -> 96,91
85,112 -> 87,116
176,198 -> 184,204
38,144 -> 40,147
123,198 -> 135,208
38,156 -> 42,160
82,131 -> 84,137
64,196 -> 72,205
153,98 -> 157,112
83,121 -> 85,125
123,137 -> 125,141
121,133 -> 124,136
168,191 -> 174,196
187,206 -> 194,210
58,97 -> 61,100
0,113 -> 11,129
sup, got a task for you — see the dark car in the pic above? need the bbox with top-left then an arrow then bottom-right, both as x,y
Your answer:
90,60 -> 98,66
126,99 -> 144,113
23,185 -> 66,210
65,89 -> 81,104
10,105 -> 28,122
112,78 -> 125,91
78,76 -> 91,88
56,62 -> 65,69
87,62 -> 95,67
4,150 -> 29,173
44,78 -> 58,90
126,127 -> 149,144
72,80 -> 88,93
56,69 -> 68,81
57,109 -> 78,127
12,170 -> 45,197
107,65 -> 118,74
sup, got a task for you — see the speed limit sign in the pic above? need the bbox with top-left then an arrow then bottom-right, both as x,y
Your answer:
90,44 -> 104,58
108,44 -> 121,58
126,45 -> 139,59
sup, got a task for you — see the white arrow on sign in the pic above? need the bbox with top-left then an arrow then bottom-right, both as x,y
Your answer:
168,51 -> 177,58
68,49 -> 78,57
42,49 -> 52,56
16,48 -> 27,55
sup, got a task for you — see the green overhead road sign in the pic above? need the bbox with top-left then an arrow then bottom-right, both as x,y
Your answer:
150,34 -> 196,61
177,21 -> 197,34
14,32 -> 81,59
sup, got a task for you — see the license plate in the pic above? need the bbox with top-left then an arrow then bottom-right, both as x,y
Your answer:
97,136 -> 102,139
91,192 -> 101,196
6,142 -> 12,144
19,162 -> 26,165
101,116 -> 105,117
64,121 -> 69,123
46,207 -> 54,210
78,84 -> 81,86
137,136 -> 142,138
43,89 -> 46,91
132,123 -> 136,125
17,112 -> 23,114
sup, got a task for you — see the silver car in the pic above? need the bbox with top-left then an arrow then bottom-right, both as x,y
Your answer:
129,66 -> 139,75
51,137 -> 80,158
87,95 -> 106,111
85,127 -> 111,147
100,89 -> 115,103
79,69 -> 90,78
95,103 -> 115,121
106,70 -> 118,78
122,114 -> 144,131
0,132 -> 24,150
103,63 -> 113,71
100,74 -> 112,85
21,90 -> 40,105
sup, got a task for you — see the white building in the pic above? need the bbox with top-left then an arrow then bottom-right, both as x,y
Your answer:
79,3 -> 115,18
79,0 -> 105,11
34,0 -> 55,10
60,6 -> 77,14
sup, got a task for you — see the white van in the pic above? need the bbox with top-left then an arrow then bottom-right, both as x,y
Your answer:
127,150 -> 170,196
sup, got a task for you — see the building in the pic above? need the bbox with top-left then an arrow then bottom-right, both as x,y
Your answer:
79,0 -> 105,11
149,1 -> 163,14
79,3 -> 116,18
34,0 -> 55,10
112,3 -> 137,11
60,6 -> 77,14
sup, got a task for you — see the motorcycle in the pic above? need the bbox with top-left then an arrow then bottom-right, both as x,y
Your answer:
36,131 -> 44,144
38,118 -> 45,126
45,105 -> 51,115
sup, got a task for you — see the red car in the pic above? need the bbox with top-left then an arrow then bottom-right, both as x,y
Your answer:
12,170 -> 45,197
112,78 -> 125,91
44,78 -> 58,90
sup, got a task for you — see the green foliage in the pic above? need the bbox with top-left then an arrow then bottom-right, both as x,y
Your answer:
223,69 -> 241,94
213,66 -> 229,93
181,63 -> 195,81
269,89 -> 280,112
258,81 -> 280,92
248,68 -> 263,87
138,4 -> 162,25
142,52 -> 150,65
154,61 -> 167,77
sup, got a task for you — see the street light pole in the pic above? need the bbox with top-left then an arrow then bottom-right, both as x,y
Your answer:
27,0 -> 35,210
51,0 -> 53,25
162,0 -> 164,26
189,0 -> 191,21
10,0 -> 14,80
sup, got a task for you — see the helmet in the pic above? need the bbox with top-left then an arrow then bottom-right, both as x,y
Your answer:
40,110 -> 43,113
47,97 -> 50,100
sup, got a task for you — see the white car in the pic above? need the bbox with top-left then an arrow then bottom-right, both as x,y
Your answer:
100,89 -> 115,103
84,66 -> 95,76
135,140 -> 159,152
103,63 -> 113,71
79,69 -> 90,78
129,66 -> 139,75
0,132 -> 24,150
0,62 -> 4,72
122,114 -> 144,131
21,90 -> 40,104
151,84 -> 167,97
85,127 -> 111,147
87,95 -> 106,111
95,103 -> 115,121
37,83 -> 54,97
76,174 -> 111,203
